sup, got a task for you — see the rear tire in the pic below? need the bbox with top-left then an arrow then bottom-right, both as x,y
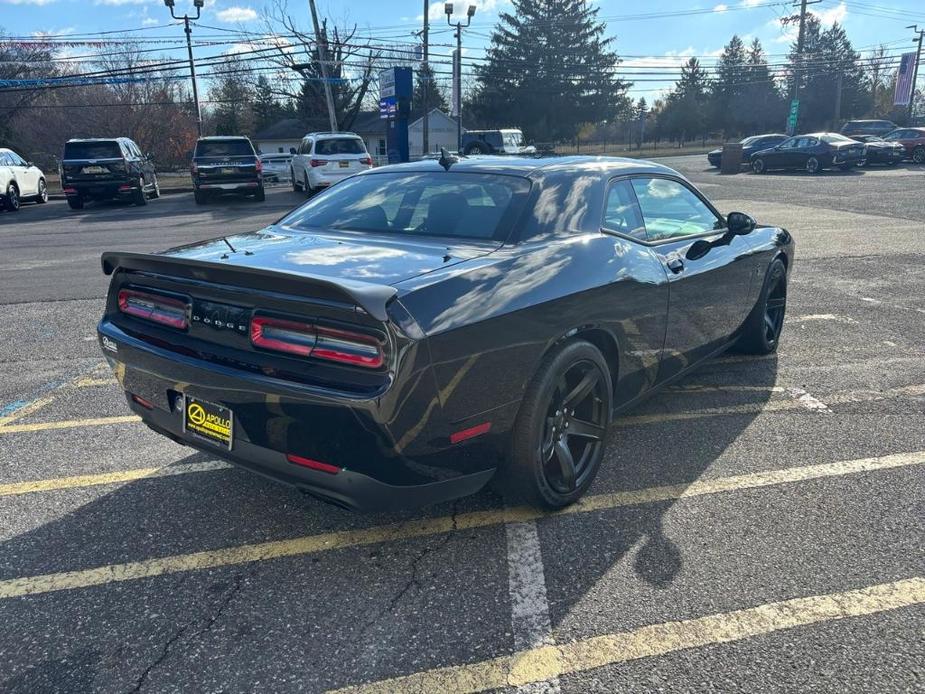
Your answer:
497,340 -> 612,510
36,178 -> 48,203
464,143 -> 487,155
912,147 -> 925,164
805,157 -> 820,174
194,189 -> 206,205
67,197 -> 84,210
751,158 -> 765,174
736,258 -> 788,354
149,175 -> 160,199
253,185 -> 265,202
291,169 -> 302,191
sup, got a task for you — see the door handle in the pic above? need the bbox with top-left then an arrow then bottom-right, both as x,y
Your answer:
666,257 -> 684,274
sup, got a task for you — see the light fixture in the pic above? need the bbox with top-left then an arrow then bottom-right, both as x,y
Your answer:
162,0 -> 174,7
445,2 -> 454,17
467,4 -> 476,17
193,0 -> 204,6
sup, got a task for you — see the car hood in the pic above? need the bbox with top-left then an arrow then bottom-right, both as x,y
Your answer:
157,226 -> 499,287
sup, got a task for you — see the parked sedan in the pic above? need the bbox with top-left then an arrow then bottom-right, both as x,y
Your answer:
97,156 -> 793,511
0,148 -> 47,211
881,127 -> 925,164
849,135 -> 904,166
751,133 -> 865,174
707,133 -> 788,168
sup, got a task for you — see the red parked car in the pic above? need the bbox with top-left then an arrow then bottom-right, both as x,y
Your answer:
882,127 -> 925,164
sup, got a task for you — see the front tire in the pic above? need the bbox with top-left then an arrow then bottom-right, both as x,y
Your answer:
253,185 -> 266,202
4,183 -> 20,211
736,258 -> 788,354
499,340 -> 612,509
291,169 -> 302,191
149,175 -> 160,199
751,158 -> 765,174
133,177 -> 147,206
36,178 -> 48,203
912,147 -> 925,164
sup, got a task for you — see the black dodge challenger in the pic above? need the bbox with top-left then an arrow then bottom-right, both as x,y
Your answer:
97,156 -> 793,511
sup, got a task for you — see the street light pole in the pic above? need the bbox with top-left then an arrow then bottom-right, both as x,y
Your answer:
163,0 -> 203,138
909,25 -> 924,124
422,0 -> 429,156
308,0 -> 338,132
446,3 -> 476,153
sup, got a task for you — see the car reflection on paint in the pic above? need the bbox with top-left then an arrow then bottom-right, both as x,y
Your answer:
97,154 -> 794,511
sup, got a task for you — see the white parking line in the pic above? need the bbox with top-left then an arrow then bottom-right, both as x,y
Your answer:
785,386 -> 830,412
505,520 -> 561,693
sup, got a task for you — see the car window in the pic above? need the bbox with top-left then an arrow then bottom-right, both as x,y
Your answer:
630,178 -> 722,242
602,180 -> 646,241
280,172 -> 531,241
8,151 -> 26,166
64,141 -> 122,160
778,138 -> 798,150
196,139 -> 254,157
314,138 -> 366,156
0,153 -> 12,166
821,134 -> 852,144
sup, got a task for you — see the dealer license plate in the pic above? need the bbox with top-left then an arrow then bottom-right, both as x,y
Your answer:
221,167 -> 236,175
82,166 -> 106,174
339,160 -> 350,168
183,395 -> 233,449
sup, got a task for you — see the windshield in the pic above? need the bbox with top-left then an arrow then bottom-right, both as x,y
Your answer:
502,131 -> 525,148
196,140 -> 254,157
315,138 -> 366,156
821,134 -> 854,144
64,141 -> 121,160
740,136 -> 761,145
280,172 -> 531,241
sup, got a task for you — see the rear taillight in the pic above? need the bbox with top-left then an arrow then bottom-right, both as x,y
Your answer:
255,158 -> 263,173
190,162 -> 198,175
250,315 -> 384,368
118,289 -> 189,330
310,159 -> 326,167
359,156 -> 373,166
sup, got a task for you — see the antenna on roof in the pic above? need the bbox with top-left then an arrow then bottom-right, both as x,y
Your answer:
437,147 -> 458,171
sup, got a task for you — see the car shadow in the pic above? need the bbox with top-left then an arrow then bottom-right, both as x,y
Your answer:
0,352 -> 778,691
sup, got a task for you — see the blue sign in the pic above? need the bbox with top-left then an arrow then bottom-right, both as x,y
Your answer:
379,97 -> 397,119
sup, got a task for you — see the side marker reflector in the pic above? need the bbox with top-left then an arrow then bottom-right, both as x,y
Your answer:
286,454 -> 341,475
450,422 -> 492,444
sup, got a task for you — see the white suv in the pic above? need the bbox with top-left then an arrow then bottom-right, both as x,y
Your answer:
0,148 -> 47,211
290,132 -> 373,195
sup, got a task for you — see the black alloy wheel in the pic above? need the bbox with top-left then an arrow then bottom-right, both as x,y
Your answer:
805,157 -> 820,174
502,340 -> 612,509
736,258 -> 787,354
539,360 -> 609,494
4,183 -> 19,211
913,147 -> 925,164
751,158 -> 765,174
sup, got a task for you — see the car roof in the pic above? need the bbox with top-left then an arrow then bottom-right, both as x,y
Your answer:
358,155 -> 680,180
303,132 -> 362,139
66,137 -> 129,143
197,136 -> 252,141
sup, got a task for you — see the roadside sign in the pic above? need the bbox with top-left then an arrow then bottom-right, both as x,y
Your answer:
786,99 -> 799,135
894,52 -> 916,106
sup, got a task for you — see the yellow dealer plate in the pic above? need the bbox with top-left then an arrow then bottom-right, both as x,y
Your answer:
183,395 -> 233,449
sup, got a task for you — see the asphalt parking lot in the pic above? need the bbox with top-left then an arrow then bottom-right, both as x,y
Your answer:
1,158 -> 923,693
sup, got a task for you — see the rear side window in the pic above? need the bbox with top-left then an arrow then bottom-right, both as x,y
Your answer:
196,140 -> 254,157
602,180 -> 646,241
280,172 -> 530,241
64,141 -> 121,160
630,178 -> 722,242
314,138 -> 366,156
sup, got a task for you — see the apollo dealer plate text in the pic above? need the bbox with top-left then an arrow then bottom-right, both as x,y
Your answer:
183,395 -> 233,449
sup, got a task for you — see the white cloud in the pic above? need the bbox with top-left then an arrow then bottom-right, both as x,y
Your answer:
142,17 -> 159,26
217,6 -> 258,22
622,47 -> 699,71
713,4 -> 728,13
32,26 -> 74,37
813,1 -> 847,26
741,0 -> 763,7
769,2 -> 847,44
94,0 -> 150,6
3,0 -> 56,5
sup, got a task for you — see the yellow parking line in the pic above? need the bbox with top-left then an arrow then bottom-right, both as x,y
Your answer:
0,396 -> 57,427
0,460 -> 232,497
333,577 -> 925,693
0,415 -> 140,435
74,377 -> 118,388
0,450 -> 920,600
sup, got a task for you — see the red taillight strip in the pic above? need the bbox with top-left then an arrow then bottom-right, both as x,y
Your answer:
313,326 -> 384,368
250,316 -> 317,357
118,289 -> 189,330
286,454 -> 341,474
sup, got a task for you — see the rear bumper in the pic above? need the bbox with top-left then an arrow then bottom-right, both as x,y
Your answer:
97,320 -> 500,511
194,180 -> 262,193
64,181 -> 136,199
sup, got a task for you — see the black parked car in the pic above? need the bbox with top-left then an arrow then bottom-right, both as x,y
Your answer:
460,129 -> 535,155
849,135 -> 904,166
750,133 -> 865,174
97,156 -> 793,511
840,119 -> 897,138
191,136 -> 264,204
707,133 -> 788,167
61,138 -> 159,210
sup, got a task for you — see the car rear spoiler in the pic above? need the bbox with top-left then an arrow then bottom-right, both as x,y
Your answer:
101,252 -> 398,322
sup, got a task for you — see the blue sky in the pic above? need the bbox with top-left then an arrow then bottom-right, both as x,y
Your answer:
3,0 -> 924,100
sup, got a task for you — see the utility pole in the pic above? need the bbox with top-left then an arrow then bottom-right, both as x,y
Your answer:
308,0 -> 338,132
446,3 -> 476,153
163,0 -> 204,137
834,72 -> 843,125
785,0 -> 821,135
422,0 -> 429,157
909,25 -> 924,124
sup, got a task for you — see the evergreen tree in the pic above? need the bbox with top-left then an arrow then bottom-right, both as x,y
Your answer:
209,58 -> 255,136
710,35 -> 747,135
468,0 -> 630,141
412,63 -> 449,120
741,38 -> 785,133
659,58 -> 710,142
253,75 -> 280,132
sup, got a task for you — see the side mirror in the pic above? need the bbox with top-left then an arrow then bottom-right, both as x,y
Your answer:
726,211 -> 756,235
146,152 -> 155,161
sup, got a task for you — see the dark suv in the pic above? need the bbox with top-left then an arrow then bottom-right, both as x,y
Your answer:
839,120 -> 897,138
191,136 -> 264,204
61,138 -> 159,210
460,129 -> 535,155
